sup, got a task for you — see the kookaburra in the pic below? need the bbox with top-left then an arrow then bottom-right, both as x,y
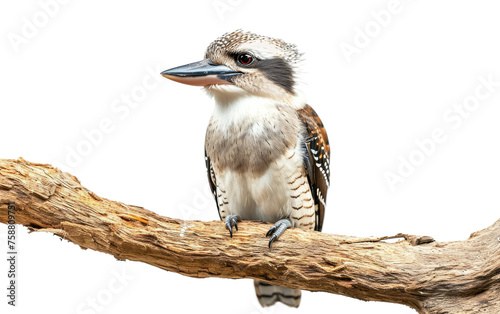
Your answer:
161,30 -> 330,308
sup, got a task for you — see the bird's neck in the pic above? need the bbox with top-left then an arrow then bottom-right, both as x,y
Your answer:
208,84 -> 307,110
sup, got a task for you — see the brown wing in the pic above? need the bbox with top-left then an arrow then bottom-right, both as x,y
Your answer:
297,105 -> 330,232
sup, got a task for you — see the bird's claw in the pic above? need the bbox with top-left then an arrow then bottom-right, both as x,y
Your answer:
266,226 -> 277,237
225,214 -> 241,238
266,219 -> 292,248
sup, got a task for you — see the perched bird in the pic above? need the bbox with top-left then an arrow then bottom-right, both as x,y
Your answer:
161,30 -> 330,308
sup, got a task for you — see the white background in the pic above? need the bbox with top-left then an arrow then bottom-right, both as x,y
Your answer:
1,1 -> 500,313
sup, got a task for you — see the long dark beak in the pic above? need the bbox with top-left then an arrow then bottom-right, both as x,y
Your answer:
161,59 -> 242,86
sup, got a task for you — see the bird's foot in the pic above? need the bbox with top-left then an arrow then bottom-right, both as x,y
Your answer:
225,214 -> 241,238
266,219 -> 292,248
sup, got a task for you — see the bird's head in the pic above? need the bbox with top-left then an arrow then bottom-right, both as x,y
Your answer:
161,30 -> 303,103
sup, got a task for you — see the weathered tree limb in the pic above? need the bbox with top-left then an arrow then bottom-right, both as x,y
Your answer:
0,158 -> 499,313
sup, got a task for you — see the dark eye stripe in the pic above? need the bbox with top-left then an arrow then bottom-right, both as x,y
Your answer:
228,53 -> 295,94
254,58 -> 295,94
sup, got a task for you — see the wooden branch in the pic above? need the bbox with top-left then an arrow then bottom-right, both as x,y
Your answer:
1,158 -> 499,313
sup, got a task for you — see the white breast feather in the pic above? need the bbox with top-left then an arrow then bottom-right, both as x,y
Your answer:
219,142 -> 306,223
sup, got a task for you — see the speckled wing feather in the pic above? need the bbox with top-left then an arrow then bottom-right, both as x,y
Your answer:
297,105 -> 330,232
205,150 -> 220,219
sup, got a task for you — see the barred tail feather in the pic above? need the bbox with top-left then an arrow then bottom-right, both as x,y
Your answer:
254,280 -> 301,308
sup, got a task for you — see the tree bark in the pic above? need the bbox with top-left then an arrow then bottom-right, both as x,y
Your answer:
0,158 -> 499,313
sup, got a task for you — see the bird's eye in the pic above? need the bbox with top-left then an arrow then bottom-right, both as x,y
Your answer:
237,54 -> 254,65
